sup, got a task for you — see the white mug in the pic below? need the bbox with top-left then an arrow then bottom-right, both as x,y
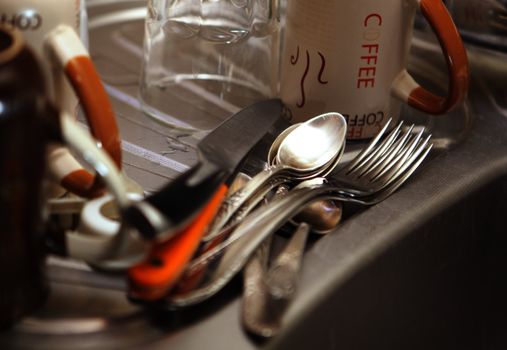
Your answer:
48,114 -> 146,270
68,193 -> 147,270
0,1 -> 121,197
280,0 -> 470,140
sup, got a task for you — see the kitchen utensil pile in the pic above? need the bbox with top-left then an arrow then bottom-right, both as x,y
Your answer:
46,99 -> 433,338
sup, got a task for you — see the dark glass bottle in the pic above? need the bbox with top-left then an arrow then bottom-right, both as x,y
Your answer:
0,25 -> 58,329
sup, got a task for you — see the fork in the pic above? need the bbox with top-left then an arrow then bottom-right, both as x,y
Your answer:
193,120 -> 432,263
329,119 -> 432,197
166,123 -> 433,306
203,118 -> 404,243
201,119 -> 429,247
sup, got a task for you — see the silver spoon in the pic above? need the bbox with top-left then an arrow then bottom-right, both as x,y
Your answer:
276,115 -> 344,174
266,124 -> 300,168
202,112 -> 347,243
266,123 -> 343,234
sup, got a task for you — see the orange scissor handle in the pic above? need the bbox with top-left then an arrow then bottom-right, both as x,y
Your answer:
128,184 -> 229,301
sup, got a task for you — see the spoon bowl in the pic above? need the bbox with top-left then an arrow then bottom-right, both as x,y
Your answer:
276,112 -> 347,174
267,123 -> 300,166
268,117 -> 346,180
291,199 -> 343,234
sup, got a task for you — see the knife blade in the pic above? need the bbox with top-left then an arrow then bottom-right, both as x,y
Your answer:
126,99 -> 284,301
126,98 -> 284,241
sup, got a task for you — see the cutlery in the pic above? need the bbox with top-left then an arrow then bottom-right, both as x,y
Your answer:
241,139 -> 344,337
166,123 -> 432,306
171,115 -> 346,294
242,222 -> 310,338
242,197 -> 342,338
202,112 -> 347,243
181,120 -> 404,275
126,98 -> 284,240
127,99 -> 284,301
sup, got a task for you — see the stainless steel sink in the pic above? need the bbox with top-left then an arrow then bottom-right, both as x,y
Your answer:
1,1 -> 507,349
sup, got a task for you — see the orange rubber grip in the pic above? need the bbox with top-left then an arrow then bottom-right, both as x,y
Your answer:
128,184 -> 229,301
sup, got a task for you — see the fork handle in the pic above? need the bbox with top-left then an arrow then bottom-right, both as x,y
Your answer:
202,165 -> 289,243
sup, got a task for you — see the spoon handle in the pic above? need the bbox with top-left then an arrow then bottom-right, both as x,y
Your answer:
202,165 -> 289,242
242,222 -> 309,338
173,179 -> 289,295
167,184 -> 335,306
265,222 -> 309,300
242,236 -> 274,337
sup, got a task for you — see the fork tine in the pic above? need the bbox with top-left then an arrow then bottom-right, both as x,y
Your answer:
374,132 -> 431,189
349,122 -> 402,174
344,118 -> 393,172
370,126 -> 425,182
388,129 -> 428,180
360,124 -> 415,179
365,142 -> 433,204
350,126 -> 401,176
347,120 -> 402,174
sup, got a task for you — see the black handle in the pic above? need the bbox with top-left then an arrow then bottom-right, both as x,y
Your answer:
126,160 -> 228,240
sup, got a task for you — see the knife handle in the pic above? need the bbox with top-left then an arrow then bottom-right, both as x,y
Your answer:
126,160 -> 228,240
128,183 -> 228,301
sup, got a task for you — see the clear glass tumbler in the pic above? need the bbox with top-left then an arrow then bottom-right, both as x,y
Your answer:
139,0 -> 281,132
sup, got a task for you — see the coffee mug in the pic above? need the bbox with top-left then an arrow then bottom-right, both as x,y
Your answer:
279,0 -> 470,140
0,1 -> 121,197
66,193 -> 146,269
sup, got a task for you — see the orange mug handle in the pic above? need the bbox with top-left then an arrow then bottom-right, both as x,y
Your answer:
392,0 -> 469,114
45,25 -> 122,198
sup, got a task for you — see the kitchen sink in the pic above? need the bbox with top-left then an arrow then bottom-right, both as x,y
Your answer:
1,1 -> 507,349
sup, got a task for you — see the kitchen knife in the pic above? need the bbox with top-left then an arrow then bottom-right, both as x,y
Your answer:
126,98 -> 284,241
127,99 -> 284,301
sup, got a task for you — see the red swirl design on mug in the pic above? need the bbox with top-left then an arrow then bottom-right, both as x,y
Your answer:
290,45 -> 300,65
317,51 -> 328,84
291,48 -> 329,108
296,50 -> 310,108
